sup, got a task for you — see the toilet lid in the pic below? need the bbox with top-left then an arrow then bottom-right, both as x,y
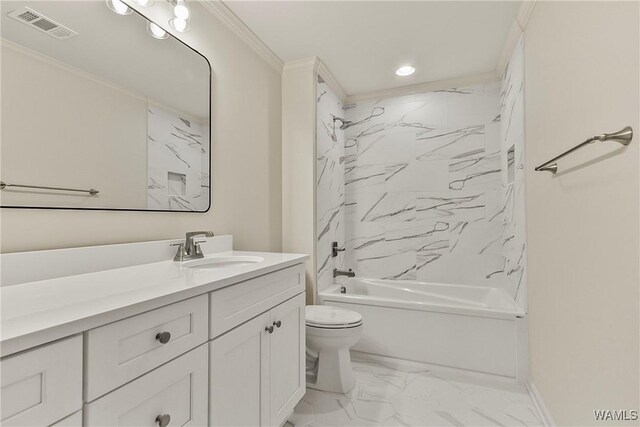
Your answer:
306,305 -> 362,328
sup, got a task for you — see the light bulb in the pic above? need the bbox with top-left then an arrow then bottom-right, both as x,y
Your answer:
147,21 -> 167,39
134,0 -> 154,6
106,0 -> 132,15
174,1 -> 189,19
170,17 -> 187,32
395,66 -> 416,77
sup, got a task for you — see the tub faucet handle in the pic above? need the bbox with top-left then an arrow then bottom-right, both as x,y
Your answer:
332,242 -> 345,257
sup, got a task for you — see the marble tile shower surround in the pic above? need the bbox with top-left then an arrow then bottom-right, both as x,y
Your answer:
147,104 -> 210,211
317,78 -> 347,292
315,40 -> 526,305
499,37 -> 527,306
341,82 -> 507,287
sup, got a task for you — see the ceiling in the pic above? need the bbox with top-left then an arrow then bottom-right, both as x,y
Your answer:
225,1 -> 522,95
1,1 -> 210,118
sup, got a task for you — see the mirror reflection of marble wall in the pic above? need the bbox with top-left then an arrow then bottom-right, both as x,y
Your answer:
0,1 -> 210,211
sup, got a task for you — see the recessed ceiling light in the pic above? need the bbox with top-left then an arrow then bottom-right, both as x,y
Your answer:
395,66 -> 415,77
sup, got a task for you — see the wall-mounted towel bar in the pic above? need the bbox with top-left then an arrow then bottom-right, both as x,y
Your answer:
0,181 -> 99,195
535,126 -> 633,173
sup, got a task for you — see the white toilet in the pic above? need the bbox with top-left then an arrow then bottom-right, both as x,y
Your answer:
305,305 -> 363,393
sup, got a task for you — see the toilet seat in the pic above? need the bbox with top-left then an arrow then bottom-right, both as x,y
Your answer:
305,305 -> 362,329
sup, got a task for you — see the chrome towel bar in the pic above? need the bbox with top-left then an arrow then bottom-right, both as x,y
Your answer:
0,180 -> 99,195
535,126 -> 633,173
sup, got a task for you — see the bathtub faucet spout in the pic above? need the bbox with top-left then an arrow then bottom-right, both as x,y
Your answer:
333,268 -> 355,278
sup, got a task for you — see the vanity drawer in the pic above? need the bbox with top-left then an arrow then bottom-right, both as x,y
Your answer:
84,344 -> 208,427
210,264 -> 305,338
84,294 -> 208,401
0,335 -> 82,427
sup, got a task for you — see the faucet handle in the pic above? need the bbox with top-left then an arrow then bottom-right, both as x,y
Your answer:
171,243 -> 186,261
193,240 -> 206,255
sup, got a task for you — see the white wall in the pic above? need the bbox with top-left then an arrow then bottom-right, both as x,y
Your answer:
282,59 -> 317,302
0,1 -> 282,253
524,2 -> 639,425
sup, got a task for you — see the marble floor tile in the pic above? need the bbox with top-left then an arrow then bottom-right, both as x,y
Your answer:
288,358 -> 543,427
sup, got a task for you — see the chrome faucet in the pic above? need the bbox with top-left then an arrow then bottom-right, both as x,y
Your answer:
333,268 -> 355,278
172,231 -> 214,262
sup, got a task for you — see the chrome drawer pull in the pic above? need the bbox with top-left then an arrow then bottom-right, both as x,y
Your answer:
156,331 -> 171,344
273,320 -> 282,328
156,414 -> 171,427
265,325 -> 274,334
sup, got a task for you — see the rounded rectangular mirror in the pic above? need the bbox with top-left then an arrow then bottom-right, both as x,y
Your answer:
0,0 -> 211,212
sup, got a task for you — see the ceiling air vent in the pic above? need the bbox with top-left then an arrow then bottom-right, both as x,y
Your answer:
7,7 -> 78,40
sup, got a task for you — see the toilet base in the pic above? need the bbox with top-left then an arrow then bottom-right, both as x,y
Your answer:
307,347 -> 355,393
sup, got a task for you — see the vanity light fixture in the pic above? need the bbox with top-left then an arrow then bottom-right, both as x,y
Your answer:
169,17 -> 189,32
106,0 -> 132,15
395,65 -> 415,77
168,0 -> 190,33
173,0 -> 189,20
147,21 -> 168,39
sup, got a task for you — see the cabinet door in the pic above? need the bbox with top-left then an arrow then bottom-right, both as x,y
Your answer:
269,293 -> 305,426
209,312 -> 270,427
0,335 -> 82,427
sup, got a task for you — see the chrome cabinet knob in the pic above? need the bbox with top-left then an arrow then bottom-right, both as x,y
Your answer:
273,320 -> 282,328
156,414 -> 171,427
265,325 -> 274,334
156,331 -> 171,344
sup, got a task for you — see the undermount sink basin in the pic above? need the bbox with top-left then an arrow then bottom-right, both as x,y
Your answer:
182,256 -> 264,269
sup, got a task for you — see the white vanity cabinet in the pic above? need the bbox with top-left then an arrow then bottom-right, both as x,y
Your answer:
0,244 -> 307,427
0,335 -> 82,427
210,293 -> 305,427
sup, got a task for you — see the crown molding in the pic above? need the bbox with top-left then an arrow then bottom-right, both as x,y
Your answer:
516,1 -> 537,31
496,1 -> 536,76
201,0 -> 283,72
316,60 -> 347,103
345,71 -> 500,104
496,19 -> 523,77
282,57 -> 319,72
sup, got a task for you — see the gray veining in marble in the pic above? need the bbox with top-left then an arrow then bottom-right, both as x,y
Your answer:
317,77 -> 347,292
316,38 -> 527,309
147,104 -> 209,211
287,356 -> 543,427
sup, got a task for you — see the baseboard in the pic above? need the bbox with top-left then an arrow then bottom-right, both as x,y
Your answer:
527,380 -> 556,426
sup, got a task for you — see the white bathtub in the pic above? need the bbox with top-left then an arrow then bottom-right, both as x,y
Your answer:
318,278 -> 527,380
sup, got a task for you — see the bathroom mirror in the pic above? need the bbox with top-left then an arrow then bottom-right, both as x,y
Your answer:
0,1 -> 211,211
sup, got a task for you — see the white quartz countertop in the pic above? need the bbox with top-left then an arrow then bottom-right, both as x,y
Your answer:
0,251 -> 308,357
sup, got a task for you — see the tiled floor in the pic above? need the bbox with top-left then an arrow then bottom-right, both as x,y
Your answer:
287,356 -> 543,427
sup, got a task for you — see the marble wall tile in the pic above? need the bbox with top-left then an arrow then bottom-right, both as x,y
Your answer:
356,192 -> 416,222
146,104 -> 209,211
343,80 -> 508,288
416,191 -> 486,222
499,37 -> 527,307
327,54 -> 527,301
316,77 -> 347,292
